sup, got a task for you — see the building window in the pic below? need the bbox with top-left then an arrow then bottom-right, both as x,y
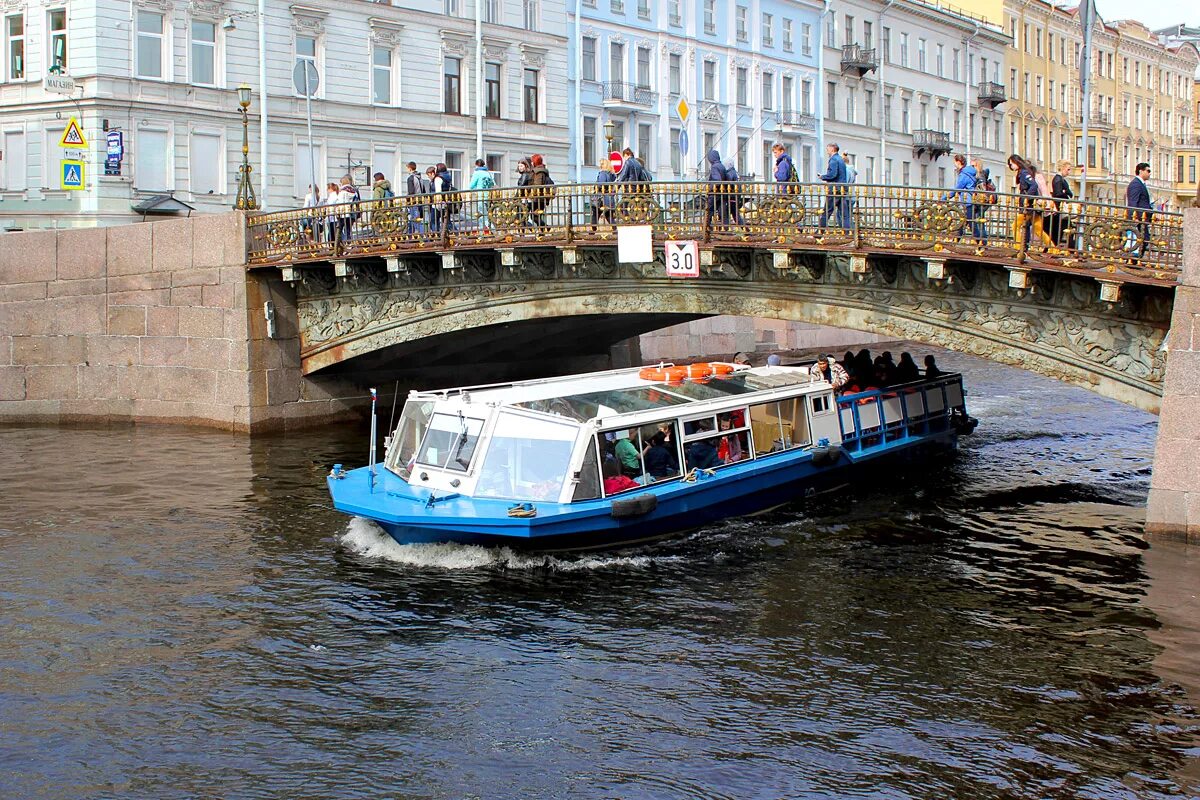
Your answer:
445,0 -> 461,14
843,15 -> 854,47
135,11 -> 165,79
881,27 -> 890,63
825,13 -> 835,48
669,0 -> 681,26
782,76 -> 792,112
485,62 -> 501,118
136,128 -> 170,191
609,41 -> 623,82
636,46 -> 650,88
936,43 -> 943,77
482,0 -> 499,23
582,36 -> 596,81
294,35 -> 317,95
736,66 -> 747,106
703,59 -> 715,100
762,72 -> 773,111
372,46 -> 393,105
736,136 -> 747,176
762,13 -> 773,48
736,6 -> 747,42
899,33 -> 908,67
783,19 -> 792,51
703,0 -> 714,34
826,81 -> 836,121
189,131 -> 223,195
444,56 -> 461,114
295,141 -> 324,196
583,116 -> 596,166
668,52 -> 680,95
637,0 -> 651,21
670,126 -> 681,174
863,20 -> 872,49
190,20 -> 216,87
802,80 -> 812,114
47,9 -> 66,72
801,23 -> 812,55
638,123 -> 651,169
6,15 -> 23,81
610,0 -> 624,13
523,0 -> 538,31
917,38 -> 926,72
1,130 -> 26,190
523,68 -> 539,122
901,97 -> 910,132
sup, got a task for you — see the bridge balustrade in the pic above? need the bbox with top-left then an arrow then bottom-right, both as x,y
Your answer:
247,181 -> 1184,286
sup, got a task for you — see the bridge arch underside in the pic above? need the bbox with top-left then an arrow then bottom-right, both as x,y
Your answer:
294,253 -> 1172,413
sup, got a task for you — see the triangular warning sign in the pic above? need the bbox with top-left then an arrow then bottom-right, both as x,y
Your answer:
60,117 -> 88,148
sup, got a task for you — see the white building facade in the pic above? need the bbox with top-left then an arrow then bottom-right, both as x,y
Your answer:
0,0 -> 570,228
820,0 -> 1011,189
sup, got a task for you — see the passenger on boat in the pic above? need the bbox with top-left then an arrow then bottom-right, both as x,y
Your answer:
716,417 -> 745,463
924,355 -> 944,378
613,431 -> 642,477
807,354 -> 849,390
602,460 -> 641,495
642,432 -> 679,479
766,354 -> 782,367
895,352 -> 920,383
733,352 -> 752,366
685,438 -> 721,471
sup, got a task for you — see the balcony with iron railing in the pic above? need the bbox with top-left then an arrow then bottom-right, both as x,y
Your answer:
1080,111 -> 1113,131
840,44 -> 878,77
1176,134 -> 1200,148
603,81 -> 658,108
777,110 -> 818,132
978,81 -> 1006,109
912,129 -> 952,158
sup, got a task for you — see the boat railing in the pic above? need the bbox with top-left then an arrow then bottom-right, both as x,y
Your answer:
835,374 -> 966,452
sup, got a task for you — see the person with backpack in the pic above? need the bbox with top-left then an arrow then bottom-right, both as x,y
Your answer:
467,158 -> 496,232
371,171 -> 393,201
527,154 -> 555,230
1008,154 -> 1052,252
724,158 -> 743,224
818,143 -> 850,229
430,164 -> 458,233
949,154 -> 978,241
705,149 -> 731,227
1049,160 -> 1074,247
772,143 -> 798,195
969,157 -> 995,243
336,175 -> 360,244
404,162 -> 428,234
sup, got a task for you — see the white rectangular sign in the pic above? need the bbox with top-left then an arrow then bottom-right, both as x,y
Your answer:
616,225 -> 654,264
43,74 -> 76,95
664,240 -> 700,278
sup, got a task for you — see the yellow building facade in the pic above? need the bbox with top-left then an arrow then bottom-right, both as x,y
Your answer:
953,0 -> 1197,207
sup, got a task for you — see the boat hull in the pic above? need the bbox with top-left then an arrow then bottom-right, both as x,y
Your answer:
331,429 -> 958,552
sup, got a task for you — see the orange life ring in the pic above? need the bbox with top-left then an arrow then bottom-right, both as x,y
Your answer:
710,363 -> 735,375
639,366 -> 688,382
686,362 -> 714,379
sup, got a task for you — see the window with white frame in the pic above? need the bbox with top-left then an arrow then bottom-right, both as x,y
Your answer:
917,38 -> 926,72
295,35 -> 318,96
445,0 -> 461,14
703,59 -> 715,100
295,141 -> 325,197
582,36 -> 596,81
609,41 -> 623,82
669,126 -> 680,173
637,0 -> 650,20
485,62 -> 501,117
482,0 -> 499,23
637,123 -> 651,168
191,20 -> 216,87
444,56 -> 461,113
47,9 -> 66,72
523,0 -> 538,30
135,11 -> 165,79
782,18 -> 792,51
736,6 -> 747,42
1,129 -> 25,190
636,46 -> 650,88
523,68 -> 539,122
782,75 -> 792,112
762,71 -> 773,111
703,0 -> 714,34
736,136 -> 747,175
583,116 -> 596,166
735,66 -> 747,106
669,0 -> 681,25
189,130 -> 223,195
762,13 -> 773,47
6,15 -> 23,81
825,13 -> 835,47
373,46 -> 393,105
801,22 -> 811,55
668,52 -> 680,95
136,128 -> 170,191
899,32 -> 908,67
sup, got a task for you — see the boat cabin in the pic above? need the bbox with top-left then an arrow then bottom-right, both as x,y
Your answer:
383,364 -> 841,505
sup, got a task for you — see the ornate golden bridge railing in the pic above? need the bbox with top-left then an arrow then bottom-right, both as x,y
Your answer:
246,181 -> 1184,286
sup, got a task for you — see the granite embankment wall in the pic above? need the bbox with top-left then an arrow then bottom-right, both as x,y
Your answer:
0,213 -> 361,432
1147,208 -> 1200,541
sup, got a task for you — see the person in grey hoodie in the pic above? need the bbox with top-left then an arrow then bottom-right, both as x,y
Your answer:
705,149 -> 730,225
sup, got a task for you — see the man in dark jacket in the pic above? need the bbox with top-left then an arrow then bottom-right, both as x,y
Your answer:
1125,161 -> 1153,260
706,149 -> 730,225
404,161 -> 427,233
818,143 -> 849,228
772,143 -> 796,194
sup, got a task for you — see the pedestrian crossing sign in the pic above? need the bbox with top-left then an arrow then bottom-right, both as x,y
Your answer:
61,159 -> 85,191
59,117 -> 88,148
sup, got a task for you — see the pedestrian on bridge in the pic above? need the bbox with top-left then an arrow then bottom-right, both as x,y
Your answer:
706,149 -> 732,227
404,162 -> 428,234
950,154 -> 979,242
771,143 -> 798,196
467,159 -> 496,232
1125,162 -> 1154,261
818,143 -> 850,229
591,158 -> 616,232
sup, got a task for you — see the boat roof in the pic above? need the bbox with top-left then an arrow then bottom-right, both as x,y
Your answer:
410,364 -> 824,421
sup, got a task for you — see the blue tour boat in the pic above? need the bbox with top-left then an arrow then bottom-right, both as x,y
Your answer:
328,361 -> 976,551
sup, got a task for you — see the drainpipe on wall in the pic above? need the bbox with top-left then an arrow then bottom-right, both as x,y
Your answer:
878,0 -> 896,180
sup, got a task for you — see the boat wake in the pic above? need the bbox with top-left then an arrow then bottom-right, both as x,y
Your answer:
339,517 -> 682,571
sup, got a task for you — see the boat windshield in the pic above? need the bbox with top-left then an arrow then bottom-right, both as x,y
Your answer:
475,411 -> 579,501
415,413 -> 486,472
388,398 -> 434,480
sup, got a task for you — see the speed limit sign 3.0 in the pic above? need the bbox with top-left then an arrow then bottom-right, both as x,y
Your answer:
664,240 -> 700,278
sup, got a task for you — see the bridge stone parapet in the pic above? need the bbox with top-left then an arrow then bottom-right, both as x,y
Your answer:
1147,209 -> 1200,541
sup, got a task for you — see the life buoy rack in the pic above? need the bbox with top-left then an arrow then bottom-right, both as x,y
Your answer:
638,366 -> 688,382
639,362 -> 737,383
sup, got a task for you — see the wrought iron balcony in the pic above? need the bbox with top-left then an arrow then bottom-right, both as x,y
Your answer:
977,81 -> 1006,109
1175,135 -> 1200,148
1081,111 -> 1113,131
912,129 -> 952,159
603,81 -> 658,107
840,44 -> 878,77
777,110 -> 818,133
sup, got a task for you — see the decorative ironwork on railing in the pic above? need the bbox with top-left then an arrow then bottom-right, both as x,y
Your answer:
840,44 -> 878,76
977,80 -> 1006,108
603,81 -> 658,106
246,181 -> 1184,286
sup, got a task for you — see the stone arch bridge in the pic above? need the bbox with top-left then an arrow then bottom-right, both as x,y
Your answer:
247,180 -> 1186,415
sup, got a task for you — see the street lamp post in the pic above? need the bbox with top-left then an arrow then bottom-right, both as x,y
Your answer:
235,85 -> 258,211
604,119 -> 616,153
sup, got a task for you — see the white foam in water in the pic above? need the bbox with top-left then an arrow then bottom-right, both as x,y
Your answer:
339,516 -> 681,571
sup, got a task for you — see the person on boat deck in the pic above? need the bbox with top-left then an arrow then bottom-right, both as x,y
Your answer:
766,354 -> 782,367
924,355 -> 944,378
602,460 -> 640,495
642,432 -> 678,479
685,437 -> 721,471
733,352 -> 751,366
613,432 -> 642,477
716,417 -> 744,463
894,352 -> 921,383
808,354 -> 849,390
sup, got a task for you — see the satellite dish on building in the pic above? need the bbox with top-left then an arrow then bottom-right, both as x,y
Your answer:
292,61 -> 319,98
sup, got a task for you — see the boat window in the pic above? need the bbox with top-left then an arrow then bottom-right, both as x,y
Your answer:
387,398 -> 434,480
475,411 -> 578,501
683,423 -> 750,473
597,420 -> 682,494
811,394 -> 831,414
415,413 -> 486,472
682,408 -> 746,440
749,399 -> 810,455
572,438 -> 602,501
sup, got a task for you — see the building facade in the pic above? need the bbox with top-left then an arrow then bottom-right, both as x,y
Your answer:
820,0 -> 1011,190
0,0 -> 571,228
567,0 -> 823,183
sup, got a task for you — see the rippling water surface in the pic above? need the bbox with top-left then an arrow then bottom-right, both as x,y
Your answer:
2,352 -> 1199,799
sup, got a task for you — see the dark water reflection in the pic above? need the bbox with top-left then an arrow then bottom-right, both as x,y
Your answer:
1,351 -> 1198,799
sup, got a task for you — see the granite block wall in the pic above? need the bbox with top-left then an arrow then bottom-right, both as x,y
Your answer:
0,213 -> 362,432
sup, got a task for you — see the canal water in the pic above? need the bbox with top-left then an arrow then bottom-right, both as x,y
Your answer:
1,351 -> 1198,799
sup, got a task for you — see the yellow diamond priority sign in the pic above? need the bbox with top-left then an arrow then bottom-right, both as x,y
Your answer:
675,97 -> 690,123
60,117 -> 88,149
